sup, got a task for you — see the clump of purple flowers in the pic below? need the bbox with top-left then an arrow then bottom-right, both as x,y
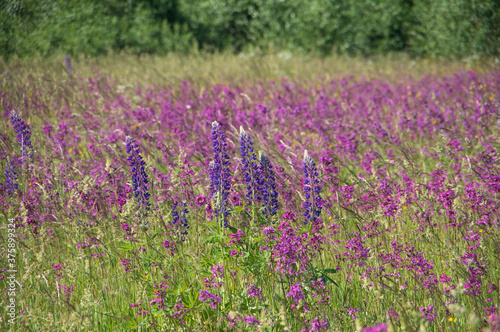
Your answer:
199,264 -> 224,309
303,150 -> 322,224
362,323 -> 387,332
125,136 -> 151,215
5,158 -> 18,195
172,200 -> 189,240
247,283 -> 263,301
10,110 -> 34,165
306,316 -> 330,331
258,152 -> 279,221
244,315 -> 260,327
286,282 -> 305,304
488,313 -> 500,332
210,121 -> 232,227
58,284 -> 76,301
420,305 -> 437,322
272,222 -> 311,276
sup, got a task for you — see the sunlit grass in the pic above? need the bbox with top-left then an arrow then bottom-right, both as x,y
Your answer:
0,54 -> 499,331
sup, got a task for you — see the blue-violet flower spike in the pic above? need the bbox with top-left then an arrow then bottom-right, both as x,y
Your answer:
239,126 -> 260,204
10,110 -> 34,165
210,121 -> 232,227
5,158 -> 18,195
258,152 -> 279,221
303,150 -> 322,224
125,136 -> 151,215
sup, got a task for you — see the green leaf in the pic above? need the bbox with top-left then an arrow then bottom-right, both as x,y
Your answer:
233,203 -> 246,212
319,274 -> 338,287
323,268 -> 338,274
124,318 -> 137,329
118,243 -> 134,252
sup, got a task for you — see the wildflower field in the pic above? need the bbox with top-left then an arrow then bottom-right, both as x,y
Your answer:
1,55 -> 500,331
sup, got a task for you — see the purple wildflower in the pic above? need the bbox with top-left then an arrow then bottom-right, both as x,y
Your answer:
65,54 -> 72,74
420,305 -> 437,322
10,110 -> 34,165
247,283 -> 263,300
244,315 -> 259,327
58,284 -> 75,301
125,136 -> 151,215
488,313 -> 500,332
308,316 -> 330,331
258,152 -> 279,221
199,289 -> 221,309
303,150 -> 322,224
172,200 -> 189,240
210,121 -> 232,227
363,323 -> 388,332
239,126 -> 260,204
5,158 -> 17,195
286,282 -> 305,303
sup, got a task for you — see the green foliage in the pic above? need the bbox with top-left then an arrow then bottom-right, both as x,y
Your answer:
409,0 -> 500,57
335,0 -> 413,54
0,0 -> 196,59
1,0 -> 499,59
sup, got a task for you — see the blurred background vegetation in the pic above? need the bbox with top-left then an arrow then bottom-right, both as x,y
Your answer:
1,0 -> 499,60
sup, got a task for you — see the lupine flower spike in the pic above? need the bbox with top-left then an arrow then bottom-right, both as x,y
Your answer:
125,136 -> 151,216
65,54 -> 73,75
303,150 -> 322,225
5,157 -> 18,195
210,121 -> 232,227
239,126 -> 260,205
10,110 -> 34,166
172,200 -> 189,241
258,152 -> 279,221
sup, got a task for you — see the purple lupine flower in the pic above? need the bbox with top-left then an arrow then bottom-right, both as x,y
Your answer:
258,152 -> 279,220
5,158 -> 18,195
125,136 -> 150,215
10,110 -> 34,165
172,200 -> 189,240
303,150 -> 322,224
210,121 -> 231,227
208,161 -> 216,198
65,55 -> 72,74
239,127 -> 260,204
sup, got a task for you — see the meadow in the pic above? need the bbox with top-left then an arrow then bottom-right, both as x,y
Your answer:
1,54 -> 500,331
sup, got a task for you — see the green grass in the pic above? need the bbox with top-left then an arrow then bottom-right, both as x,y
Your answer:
0,54 -> 499,331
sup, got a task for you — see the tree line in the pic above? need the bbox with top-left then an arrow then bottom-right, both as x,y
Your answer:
1,0 -> 499,59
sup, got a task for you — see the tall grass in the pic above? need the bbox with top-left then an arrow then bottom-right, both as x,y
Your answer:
0,54 -> 499,331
